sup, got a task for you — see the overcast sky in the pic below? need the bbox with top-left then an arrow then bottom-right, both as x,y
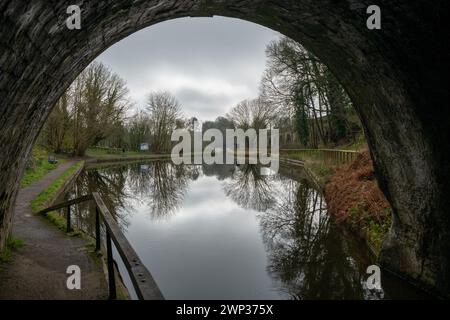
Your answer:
95,16 -> 280,122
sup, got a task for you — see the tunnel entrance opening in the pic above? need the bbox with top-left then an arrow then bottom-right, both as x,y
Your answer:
0,1 -> 449,297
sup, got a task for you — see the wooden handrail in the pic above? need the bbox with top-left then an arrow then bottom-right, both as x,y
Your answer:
38,194 -> 93,215
39,192 -> 164,300
280,148 -> 360,153
92,192 -> 164,300
280,148 -> 360,165
280,158 -> 323,191
280,158 -> 305,165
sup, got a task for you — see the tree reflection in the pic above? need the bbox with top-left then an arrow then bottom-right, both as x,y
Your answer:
65,165 -> 132,234
202,163 -> 235,180
59,160 -> 389,299
258,177 -> 371,299
64,161 -> 197,234
141,161 -> 192,219
223,164 -> 276,211
87,161 -> 196,220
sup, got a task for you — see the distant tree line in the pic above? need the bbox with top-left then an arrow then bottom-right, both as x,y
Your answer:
39,62 -> 185,155
40,36 -> 362,155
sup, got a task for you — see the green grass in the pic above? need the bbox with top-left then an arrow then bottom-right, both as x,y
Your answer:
282,151 -> 335,186
45,211 -> 68,232
21,147 -> 66,188
306,162 -> 334,187
283,141 -> 391,256
31,161 -> 83,214
44,210 -> 82,236
30,160 -> 84,235
333,132 -> 367,151
347,202 -> 392,254
85,240 -> 130,299
0,236 -> 25,264
21,161 -> 59,187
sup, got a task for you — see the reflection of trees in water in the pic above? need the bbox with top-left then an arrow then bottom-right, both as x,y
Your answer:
258,177 -> 370,299
64,161 -> 383,299
64,173 -> 96,235
137,161 -> 192,220
223,164 -> 276,212
106,161 -> 198,220
202,163 -> 235,180
67,166 -> 132,233
88,167 -> 132,228
67,161 -> 196,232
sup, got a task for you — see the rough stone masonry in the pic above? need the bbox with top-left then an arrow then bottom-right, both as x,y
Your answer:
0,0 -> 449,297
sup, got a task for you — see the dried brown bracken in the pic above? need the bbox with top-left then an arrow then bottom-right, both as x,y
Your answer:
324,150 -> 391,224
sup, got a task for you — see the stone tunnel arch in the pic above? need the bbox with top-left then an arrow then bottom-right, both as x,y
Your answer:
0,1 -> 448,296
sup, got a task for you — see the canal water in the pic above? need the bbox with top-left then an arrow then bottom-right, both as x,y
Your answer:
59,160 -> 428,299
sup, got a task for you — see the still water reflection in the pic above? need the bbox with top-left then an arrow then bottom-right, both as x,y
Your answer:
61,160 -> 426,299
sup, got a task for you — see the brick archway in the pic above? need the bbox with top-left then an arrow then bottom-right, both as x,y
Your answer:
0,0 -> 448,296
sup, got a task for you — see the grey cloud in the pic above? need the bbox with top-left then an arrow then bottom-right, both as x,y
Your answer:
175,87 -> 236,120
96,16 -> 280,121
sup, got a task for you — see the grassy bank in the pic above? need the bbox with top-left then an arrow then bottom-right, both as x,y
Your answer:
347,202 -> 391,253
21,147 -> 66,188
282,147 -> 391,255
332,133 -> 367,152
30,160 -> 84,235
0,237 -> 24,265
31,161 -> 83,214
324,151 -> 392,255
281,150 -> 336,187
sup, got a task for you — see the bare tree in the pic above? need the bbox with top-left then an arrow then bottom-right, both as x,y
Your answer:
227,98 -> 276,130
260,36 -> 360,147
126,110 -> 152,151
71,62 -> 130,155
39,62 -> 130,155
146,91 -> 183,153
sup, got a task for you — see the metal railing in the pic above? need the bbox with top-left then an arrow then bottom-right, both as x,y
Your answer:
279,158 -> 323,191
39,192 -> 164,300
280,148 -> 360,165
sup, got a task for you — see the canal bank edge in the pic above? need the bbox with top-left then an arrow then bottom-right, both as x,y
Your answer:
281,155 -> 382,258
61,155 -> 384,260
30,161 -> 84,215
29,160 -> 131,300
29,154 -> 387,299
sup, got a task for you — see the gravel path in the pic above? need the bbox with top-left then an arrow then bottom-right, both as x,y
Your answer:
0,160 -> 108,299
